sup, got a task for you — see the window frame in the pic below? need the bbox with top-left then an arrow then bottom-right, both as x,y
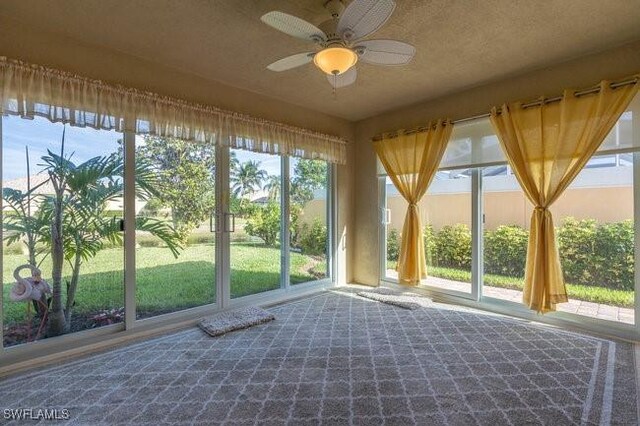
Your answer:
379,120 -> 640,342
0,121 -> 337,372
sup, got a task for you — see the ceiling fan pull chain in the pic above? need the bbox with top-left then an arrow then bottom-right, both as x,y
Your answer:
332,74 -> 337,99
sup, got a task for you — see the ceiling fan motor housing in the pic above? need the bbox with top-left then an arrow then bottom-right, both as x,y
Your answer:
324,0 -> 345,19
318,19 -> 344,45
321,0 -> 352,44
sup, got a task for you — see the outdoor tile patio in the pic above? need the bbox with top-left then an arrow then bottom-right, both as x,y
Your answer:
386,272 -> 635,325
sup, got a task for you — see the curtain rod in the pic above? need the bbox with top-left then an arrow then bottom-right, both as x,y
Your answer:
372,77 -> 638,141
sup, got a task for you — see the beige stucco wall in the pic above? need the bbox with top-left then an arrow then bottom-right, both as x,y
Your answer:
353,40 -> 640,286
386,186 -> 633,232
300,200 -> 327,226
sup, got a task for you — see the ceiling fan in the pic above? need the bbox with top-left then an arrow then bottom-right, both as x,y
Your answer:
261,0 -> 415,90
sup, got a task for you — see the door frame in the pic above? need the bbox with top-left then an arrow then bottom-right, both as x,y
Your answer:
0,127 -> 337,372
378,157 -> 640,342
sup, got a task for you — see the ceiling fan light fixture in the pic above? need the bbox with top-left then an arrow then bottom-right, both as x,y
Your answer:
313,47 -> 358,75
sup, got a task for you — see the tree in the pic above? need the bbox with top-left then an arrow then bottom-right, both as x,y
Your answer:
2,147 -> 50,315
230,151 -> 239,176
3,130 -> 183,337
263,175 -> 281,201
43,146 -> 182,336
244,201 -> 280,246
137,136 -> 216,239
291,159 -> 327,206
3,188 -> 50,315
231,160 -> 266,198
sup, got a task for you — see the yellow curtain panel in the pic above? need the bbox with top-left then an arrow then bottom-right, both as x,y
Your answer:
490,77 -> 639,313
374,120 -> 452,285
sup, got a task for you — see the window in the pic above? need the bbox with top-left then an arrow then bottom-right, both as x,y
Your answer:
381,95 -> 639,334
3,116 -> 124,347
289,158 -> 330,285
384,171 -> 472,295
229,149 -> 282,298
135,135 -> 216,319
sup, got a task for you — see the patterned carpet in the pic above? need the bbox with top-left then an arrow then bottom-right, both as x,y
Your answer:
0,289 -> 637,425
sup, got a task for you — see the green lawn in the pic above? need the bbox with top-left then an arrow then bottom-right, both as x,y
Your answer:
3,243 -> 327,324
386,262 -> 634,308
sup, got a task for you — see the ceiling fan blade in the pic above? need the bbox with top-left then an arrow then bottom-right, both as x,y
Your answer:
327,67 -> 357,88
356,39 -> 415,65
261,11 -> 327,43
267,52 -> 315,72
337,0 -> 395,41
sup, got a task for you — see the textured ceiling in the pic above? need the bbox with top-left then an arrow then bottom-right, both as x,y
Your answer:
2,0 -> 640,121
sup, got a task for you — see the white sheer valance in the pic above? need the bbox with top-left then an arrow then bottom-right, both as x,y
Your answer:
0,57 -> 347,164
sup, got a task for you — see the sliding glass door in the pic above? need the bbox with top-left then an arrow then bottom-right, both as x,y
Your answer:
483,155 -> 635,325
289,158 -> 330,285
229,149 -> 282,299
1,123 -> 334,351
383,171 -> 473,295
2,116 -> 125,347
135,136 -> 216,319
380,98 -> 639,337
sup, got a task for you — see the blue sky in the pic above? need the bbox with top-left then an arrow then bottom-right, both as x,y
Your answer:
3,116 -> 283,181
3,116 -> 121,181
233,149 -> 282,177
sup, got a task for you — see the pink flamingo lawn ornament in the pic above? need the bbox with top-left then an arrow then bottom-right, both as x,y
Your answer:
9,264 -> 51,341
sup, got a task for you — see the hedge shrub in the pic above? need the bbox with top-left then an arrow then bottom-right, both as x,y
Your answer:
557,218 -> 597,285
387,228 -> 401,262
484,225 -> 528,277
593,220 -> 634,290
386,217 -> 634,291
434,224 -> 472,269
558,218 -> 633,291
298,219 -> 328,256
388,225 -> 437,265
423,224 -> 437,266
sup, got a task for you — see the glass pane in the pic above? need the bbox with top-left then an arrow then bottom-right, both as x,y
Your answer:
442,118 -> 505,169
598,94 -> 638,153
3,116 -> 124,347
135,136 -> 215,319
289,158 -> 329,285
482,165 -> 528,305
230,149 -> 281,298
385,169 -> 472,293
482,159 -> 634,324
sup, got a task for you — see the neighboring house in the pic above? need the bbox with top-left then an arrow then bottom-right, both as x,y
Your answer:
251,196 -> 270,205
2,175 -> 146,214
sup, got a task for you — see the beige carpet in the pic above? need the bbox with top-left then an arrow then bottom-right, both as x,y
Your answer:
0,290 -> 636,425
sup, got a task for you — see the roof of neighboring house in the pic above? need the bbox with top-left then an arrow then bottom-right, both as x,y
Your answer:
3,174 -> 54,194
252,196 -> 269,204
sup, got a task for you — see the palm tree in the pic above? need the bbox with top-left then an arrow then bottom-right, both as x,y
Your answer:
229,151 -> 239,176
43,148 -> 183,336
2,129 -> 184,337
3,187 -> 50,316
230,160 -> 267,198
263,175 -> 281,201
